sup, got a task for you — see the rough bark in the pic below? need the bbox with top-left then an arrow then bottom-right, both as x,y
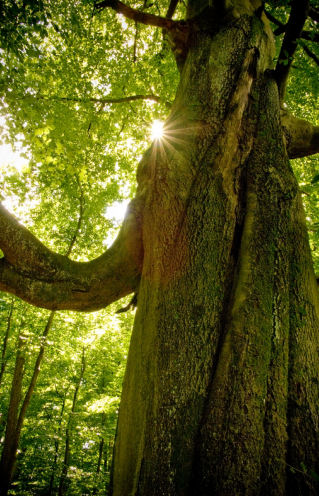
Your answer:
111,4 -> 319,495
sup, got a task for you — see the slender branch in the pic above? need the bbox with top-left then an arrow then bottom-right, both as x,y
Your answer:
264,13 -> 319,66
133,21 -> 138,62
281,111 -> 319,159
265,11 -> 284,32
300,30 -> 319,43
94,0 -> 183,30
299,40 -> 319,66
0,198 -> 143,311
274,0 -> 310,102
266,11 -> 319,42
65,181 -> 84,257
52,94 -> 163,105
309,6 -> 319,23
8,92 -> 166,106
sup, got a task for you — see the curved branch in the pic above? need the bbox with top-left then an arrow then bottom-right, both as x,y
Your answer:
281,111 -> 319,159
95,0 -> 184,30
0,201 -> 143,311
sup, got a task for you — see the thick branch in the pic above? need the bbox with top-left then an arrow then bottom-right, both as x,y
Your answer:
95,0 -> 183,30
281,111 -> 319,159
0,201 -> 143,311
275,0 -> 310,102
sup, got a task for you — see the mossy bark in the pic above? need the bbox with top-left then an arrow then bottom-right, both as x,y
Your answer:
111,6 -> 319,496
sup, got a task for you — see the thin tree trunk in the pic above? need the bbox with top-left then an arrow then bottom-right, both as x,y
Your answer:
48,391 -> 66,495
92,438 -> 104,495
0,313 -> 55,496
0,299 -> 14,388
0,333 -> 25,496
16,311 -> 55,435
58,348 -> 86,496
92,412 -> 106,495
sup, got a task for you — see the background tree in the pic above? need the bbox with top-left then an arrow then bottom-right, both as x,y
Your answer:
1,0 -> 319,495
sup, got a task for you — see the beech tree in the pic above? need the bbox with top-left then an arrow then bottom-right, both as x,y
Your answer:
1,0 -> 319,494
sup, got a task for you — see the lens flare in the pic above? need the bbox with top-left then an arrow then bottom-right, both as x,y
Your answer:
151,120 -> 164,141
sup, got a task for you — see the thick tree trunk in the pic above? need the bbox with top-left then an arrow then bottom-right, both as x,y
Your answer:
111,6 -> 319,496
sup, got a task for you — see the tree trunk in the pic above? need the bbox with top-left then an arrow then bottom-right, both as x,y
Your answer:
0,299 -> 14,388
0,312 -> 55,496
48,391 -> 66,496
58,348 -> 86,496
92,412 -> 106,495
0,333 -> 25,496
111,5 -> 319,496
